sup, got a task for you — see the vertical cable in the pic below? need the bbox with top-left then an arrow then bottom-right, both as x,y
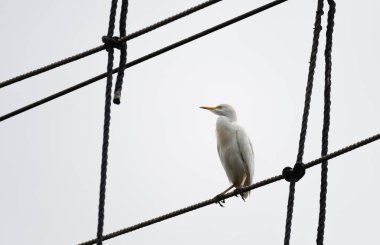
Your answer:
96,0 -> 118,244
316,0 -> 335,244
113,0 -> 129,104
283,1 -> 324,244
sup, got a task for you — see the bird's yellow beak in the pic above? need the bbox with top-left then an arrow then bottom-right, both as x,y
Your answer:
200,106 -> 217,111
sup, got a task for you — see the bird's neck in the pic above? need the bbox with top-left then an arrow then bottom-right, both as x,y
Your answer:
217,116 -> 236,127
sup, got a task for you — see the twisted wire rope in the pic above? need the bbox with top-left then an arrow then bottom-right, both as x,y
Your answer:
317,0 -> 336,244
113,0 -> 129,105
283,1 -> 325,244
96,0 -> 119,244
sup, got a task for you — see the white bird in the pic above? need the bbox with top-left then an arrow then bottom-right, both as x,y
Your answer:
201,104 -> 254,201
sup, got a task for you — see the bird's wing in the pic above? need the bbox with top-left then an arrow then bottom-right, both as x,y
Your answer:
236,126 -> 255,185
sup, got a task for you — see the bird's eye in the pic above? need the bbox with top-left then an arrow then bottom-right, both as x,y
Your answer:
217,106 -> 222,109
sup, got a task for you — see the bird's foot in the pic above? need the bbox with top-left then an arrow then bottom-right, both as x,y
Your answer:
214,194 -> 226,207
233,188 -> 246,202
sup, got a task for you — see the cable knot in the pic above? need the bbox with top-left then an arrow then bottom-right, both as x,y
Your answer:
282,162 -> 305,182
102,36 -> 122,51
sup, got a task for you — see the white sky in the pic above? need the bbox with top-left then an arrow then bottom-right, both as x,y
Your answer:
0,0 -> 379,244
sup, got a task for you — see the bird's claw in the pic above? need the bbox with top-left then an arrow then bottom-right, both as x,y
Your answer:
234,188 -> 246,202
214,194 -> 226,207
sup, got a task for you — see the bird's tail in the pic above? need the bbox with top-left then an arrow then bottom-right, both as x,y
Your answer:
242,190 -> 250,199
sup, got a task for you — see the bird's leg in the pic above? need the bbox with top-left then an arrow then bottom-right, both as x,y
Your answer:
234,175 -> 247,201
220,184 -> 235,195
214,184 -> 234,207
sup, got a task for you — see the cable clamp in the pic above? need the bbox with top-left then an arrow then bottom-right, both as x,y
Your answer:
282,162 -> 305,182
102,36 -> 122,51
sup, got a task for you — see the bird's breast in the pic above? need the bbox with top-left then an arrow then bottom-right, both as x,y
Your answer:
216,120 -> 236,148
216,127 -> 234,148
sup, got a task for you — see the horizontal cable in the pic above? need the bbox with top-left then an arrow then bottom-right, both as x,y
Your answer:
0,0 -> 222,89
78,133 -> 380,245
0,0 -> 288,123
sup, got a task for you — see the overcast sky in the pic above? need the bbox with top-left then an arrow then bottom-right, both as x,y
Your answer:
0,0 -> 379,244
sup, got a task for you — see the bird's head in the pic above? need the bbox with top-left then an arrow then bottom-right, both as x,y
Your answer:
200,104 -> 237,121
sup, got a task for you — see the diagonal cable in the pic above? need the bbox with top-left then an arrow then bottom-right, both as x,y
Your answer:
0,0 -> 288,123
0,0 -> 222,89
78,133 -> 380,245
283,1 -> 324,245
